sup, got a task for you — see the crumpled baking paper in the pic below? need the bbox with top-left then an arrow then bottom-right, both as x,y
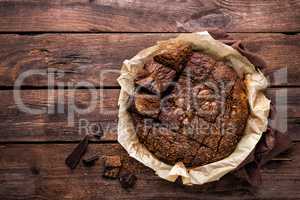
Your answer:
117,31 -> 270,185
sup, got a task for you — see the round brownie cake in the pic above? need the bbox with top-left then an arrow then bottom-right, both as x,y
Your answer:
130,42 -> 249,168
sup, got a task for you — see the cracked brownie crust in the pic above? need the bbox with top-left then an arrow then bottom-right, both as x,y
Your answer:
130,42 -> 249,168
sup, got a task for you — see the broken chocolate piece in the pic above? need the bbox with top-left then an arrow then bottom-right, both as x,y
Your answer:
119,173 -> 137,189
82,155 -> 99,167
103,155 -> 122,179
65,135 -> 89,170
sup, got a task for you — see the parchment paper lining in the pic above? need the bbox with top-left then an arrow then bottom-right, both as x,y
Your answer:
117,32 -> 270,185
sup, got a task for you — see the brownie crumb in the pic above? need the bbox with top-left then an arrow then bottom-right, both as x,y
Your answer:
82,155 -> 99,167
103,156 -> 122,179
119,173 -> 137,189
30,166 -> 40,175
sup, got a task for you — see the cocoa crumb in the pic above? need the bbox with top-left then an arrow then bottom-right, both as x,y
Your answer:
119,173 -> 137,189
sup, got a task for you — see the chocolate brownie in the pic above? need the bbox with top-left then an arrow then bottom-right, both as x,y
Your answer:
130,42 -> 249,168
103,156 -> 122,179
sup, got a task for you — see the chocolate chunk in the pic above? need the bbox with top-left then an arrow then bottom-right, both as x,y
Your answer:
65,136 -> 89,170
119,173 -> 137,189
103,156 -> 122,179
82,155 -> 99,167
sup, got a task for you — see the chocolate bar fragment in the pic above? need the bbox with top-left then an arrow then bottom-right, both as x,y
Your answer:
65,136 -> 89,170
103,155 -> 122,179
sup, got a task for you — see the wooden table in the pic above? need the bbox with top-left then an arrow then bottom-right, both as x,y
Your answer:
0,1 -> 299,199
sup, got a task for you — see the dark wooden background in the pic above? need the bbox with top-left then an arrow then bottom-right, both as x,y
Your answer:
0,1 -> 299,199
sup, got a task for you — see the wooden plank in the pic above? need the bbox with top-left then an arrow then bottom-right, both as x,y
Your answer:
0,143 -> 299,200
233,33 -> 300,86
0,88 -> 299,142
0,0 -> 299,32
0,89 -> 119,142
0,33 -> 299,87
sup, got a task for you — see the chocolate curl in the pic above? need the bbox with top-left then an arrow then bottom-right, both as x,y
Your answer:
65,136 -> 89,170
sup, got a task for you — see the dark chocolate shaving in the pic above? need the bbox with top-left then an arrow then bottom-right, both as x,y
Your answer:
65,136 -> 89,169
119,173 -> 137,189
82,155 -> 99,167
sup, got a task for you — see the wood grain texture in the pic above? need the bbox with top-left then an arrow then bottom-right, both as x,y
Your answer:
0,0 -> 298,198
0,88 -> 298,142
0,0 -> 299,32
0,143 -> 298,200
0,33 -> 299,87
0,89 -> 119,142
